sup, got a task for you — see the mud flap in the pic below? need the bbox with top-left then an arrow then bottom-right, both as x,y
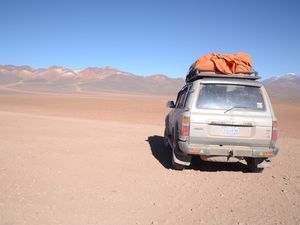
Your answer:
173,151 -> 191,166
173,140 -> 191,166
257,159 -> 271,168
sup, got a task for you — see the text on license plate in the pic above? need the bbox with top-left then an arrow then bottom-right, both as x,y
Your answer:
223,126 -> 240,136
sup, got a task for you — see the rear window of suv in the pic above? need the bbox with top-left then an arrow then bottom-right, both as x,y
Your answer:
196,84 -> 265,110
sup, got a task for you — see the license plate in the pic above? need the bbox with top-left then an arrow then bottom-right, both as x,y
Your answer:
223,126 -> 240,136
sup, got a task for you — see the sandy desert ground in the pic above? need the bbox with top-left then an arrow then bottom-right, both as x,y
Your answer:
0,93 -> 299,225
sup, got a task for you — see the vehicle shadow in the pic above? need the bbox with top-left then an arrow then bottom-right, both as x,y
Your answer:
147,135 -> 249,172
147,135 -> 172,169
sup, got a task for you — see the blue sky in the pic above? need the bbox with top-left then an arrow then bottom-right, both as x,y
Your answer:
0,0 -> 299,78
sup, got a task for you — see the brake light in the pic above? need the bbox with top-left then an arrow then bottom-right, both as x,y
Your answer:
272,121 -> 278,142
180,116 -> 190,137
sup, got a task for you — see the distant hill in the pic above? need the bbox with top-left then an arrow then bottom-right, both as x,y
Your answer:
0,65 -> 299,100
262,73 -> 300,101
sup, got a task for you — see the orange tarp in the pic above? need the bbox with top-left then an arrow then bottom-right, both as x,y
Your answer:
190,52 -> 253,76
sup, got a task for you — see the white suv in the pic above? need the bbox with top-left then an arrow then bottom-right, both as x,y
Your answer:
164,74 -> 279,172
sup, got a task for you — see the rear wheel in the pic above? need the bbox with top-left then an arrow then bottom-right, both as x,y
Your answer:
246,158 -> 265,173
163,128 -> 171,150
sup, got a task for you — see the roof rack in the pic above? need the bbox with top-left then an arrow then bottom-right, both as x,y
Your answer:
186,69 -> 260,83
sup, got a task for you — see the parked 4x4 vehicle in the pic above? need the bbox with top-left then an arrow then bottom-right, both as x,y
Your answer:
164,73 -> 279,172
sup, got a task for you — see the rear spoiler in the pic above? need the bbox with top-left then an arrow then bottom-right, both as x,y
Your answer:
186,69 -> 260,83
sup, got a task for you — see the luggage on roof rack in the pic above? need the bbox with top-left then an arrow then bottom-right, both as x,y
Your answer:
186,52 -> 260,83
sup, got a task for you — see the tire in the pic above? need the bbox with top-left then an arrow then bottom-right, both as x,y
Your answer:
163,128 -> 171,150
246,158 -> 265,173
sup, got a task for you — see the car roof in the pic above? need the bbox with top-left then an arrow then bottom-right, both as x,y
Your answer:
193,77 -> 262,87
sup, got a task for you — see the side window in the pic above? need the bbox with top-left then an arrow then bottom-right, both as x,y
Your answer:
176,86 -> 189,108
175,91 -> 184,108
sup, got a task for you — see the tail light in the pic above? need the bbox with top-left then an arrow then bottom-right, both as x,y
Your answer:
271,120 -> 278,143
180,116 -> 190,138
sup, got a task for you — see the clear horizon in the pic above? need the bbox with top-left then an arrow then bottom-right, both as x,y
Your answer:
0,64 -> 299,80
0,0 -> 299,79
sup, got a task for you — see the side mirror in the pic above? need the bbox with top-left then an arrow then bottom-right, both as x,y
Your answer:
166,100 -> 175,108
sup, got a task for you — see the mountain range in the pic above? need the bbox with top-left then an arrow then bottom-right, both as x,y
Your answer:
262,73 -> 300,101
0,65 -> 299,100
0,65 -> 184,96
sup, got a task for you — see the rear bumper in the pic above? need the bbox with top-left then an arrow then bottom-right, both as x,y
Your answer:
178,140 -> 279,158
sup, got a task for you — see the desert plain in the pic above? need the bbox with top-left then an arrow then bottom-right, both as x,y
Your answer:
0,91 -> 299,225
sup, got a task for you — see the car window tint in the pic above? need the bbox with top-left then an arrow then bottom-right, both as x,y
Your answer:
175,89 -> 183,107
177,86 -> 189,108
197,84 -> 265,110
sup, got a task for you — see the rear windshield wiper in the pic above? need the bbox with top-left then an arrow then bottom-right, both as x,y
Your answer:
224,106 -> 250,114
